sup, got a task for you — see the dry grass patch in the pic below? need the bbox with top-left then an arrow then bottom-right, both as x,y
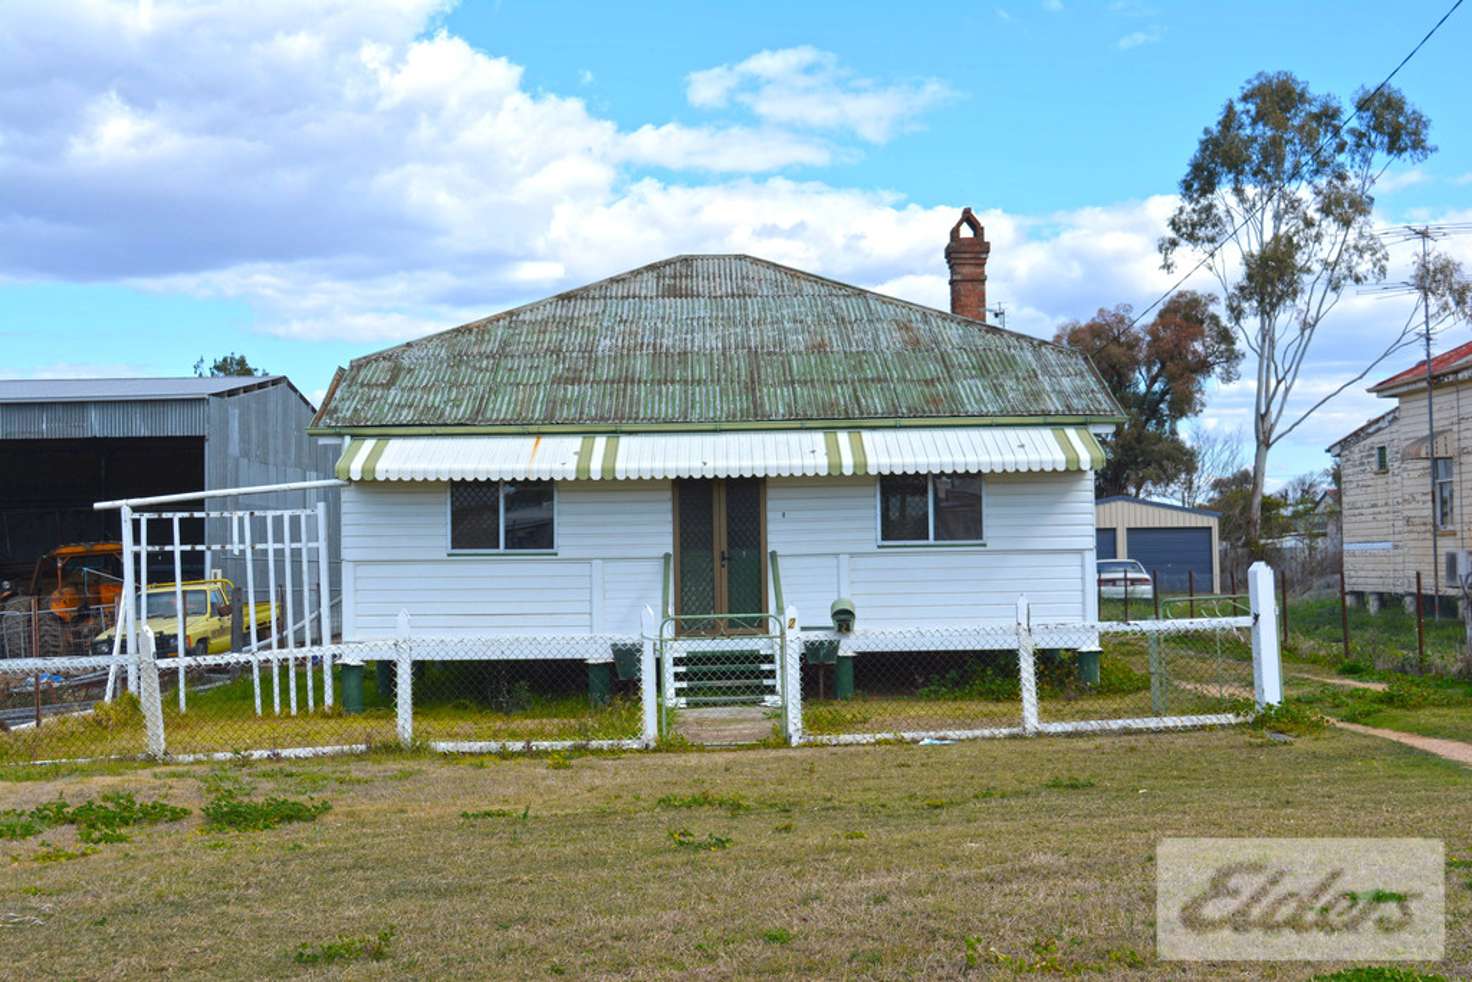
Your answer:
0,729 -> 1467,978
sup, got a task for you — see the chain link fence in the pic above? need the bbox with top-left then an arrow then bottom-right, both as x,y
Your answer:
0,604 -> 120,659
3,577 -> 1280,764
794,611 -> 1262,744
1032,618 -> 1254,733
0,631 -> 654,764
794,625 -> 1026,740
0,655 -> 147,763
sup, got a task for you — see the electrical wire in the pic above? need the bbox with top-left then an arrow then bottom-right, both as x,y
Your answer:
1130,0 -> 1465,327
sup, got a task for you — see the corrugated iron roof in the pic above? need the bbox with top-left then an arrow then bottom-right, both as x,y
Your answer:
1370,338 -> 1472,393
313,255 -> 1121,432
334,427 -> 1105,481
0,375 -> 296,404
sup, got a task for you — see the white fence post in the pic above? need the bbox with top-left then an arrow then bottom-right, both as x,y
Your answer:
783,605 -> 802,745
139,627 -> 166,759
172,514 -> 186,713
395,608 -> 413,748
1248,562 -> 1283,708
316,500 -> 334,708
1016,596 -> 1040,735
122,505 -> 139,695
639,605 -> 658,746
243,513 -> 262,716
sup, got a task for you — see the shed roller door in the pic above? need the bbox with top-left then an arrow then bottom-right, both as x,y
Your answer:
1095,527 -> 1116,560
1126,527 -> 1212,593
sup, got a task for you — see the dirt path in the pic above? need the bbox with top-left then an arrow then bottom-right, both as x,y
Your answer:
1290,672 -> 1388,692
673,705 -> 775,745
1172,679 -> 1472,767
1332,720 -> 1472,767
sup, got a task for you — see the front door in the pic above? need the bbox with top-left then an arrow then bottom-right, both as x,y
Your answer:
674,478 -> 766,634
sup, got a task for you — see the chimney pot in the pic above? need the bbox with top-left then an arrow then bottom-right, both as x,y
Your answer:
945,207 -> 991,321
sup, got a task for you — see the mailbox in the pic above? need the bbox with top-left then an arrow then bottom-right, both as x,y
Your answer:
830,597 -> 856,633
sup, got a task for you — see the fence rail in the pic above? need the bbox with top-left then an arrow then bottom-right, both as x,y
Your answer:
1,564 -> 1283,766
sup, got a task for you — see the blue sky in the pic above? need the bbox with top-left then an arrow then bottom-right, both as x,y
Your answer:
2,0 -> 1470,488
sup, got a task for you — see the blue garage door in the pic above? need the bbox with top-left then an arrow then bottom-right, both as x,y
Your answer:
1126,527 -> 1212,593
1095,527 -> 1116,559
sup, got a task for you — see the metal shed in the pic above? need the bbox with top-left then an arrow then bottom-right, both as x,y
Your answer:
0,376 -> 339,590
1095,496 -> 1220,594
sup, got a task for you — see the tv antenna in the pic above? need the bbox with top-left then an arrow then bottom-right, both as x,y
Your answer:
1364,222 -> 1472,612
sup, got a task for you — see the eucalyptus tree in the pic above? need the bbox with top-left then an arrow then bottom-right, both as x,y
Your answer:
1160,71 -> 1433,552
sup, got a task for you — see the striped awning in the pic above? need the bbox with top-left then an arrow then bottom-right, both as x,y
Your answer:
334,427 -> 1107,482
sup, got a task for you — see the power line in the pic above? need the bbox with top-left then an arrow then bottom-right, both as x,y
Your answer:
1130,0 -> 1464,327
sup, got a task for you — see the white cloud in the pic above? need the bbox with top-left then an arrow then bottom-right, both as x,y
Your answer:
685,45 -> 952,143
1376,168 -> 1429,193
24,361 -> 158,379
0,0 -> 1460,481
1042,0 -> 1064,10
1117,27 -> 1164,49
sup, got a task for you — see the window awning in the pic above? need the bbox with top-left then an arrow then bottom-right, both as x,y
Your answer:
334,427 -> 1107,482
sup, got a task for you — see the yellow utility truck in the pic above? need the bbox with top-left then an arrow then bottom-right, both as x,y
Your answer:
93,578 -> 275,658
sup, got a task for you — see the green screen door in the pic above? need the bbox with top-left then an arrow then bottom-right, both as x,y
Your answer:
675,478 -> 766,634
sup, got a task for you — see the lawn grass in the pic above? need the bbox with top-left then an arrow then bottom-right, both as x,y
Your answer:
0,663 -> 642,764
0,729 -> 1466,978
1284,597 -> 1469,675
1285,672 -> 1472,744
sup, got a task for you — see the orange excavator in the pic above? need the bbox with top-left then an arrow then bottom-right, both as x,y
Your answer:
0,543 -> 124,659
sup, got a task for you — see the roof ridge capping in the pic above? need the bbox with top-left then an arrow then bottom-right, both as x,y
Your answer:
314,242 -> 1125,431
340,253 -> 1093,371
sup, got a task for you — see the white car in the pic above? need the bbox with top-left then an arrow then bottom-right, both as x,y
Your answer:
1097,559 -> 1154,600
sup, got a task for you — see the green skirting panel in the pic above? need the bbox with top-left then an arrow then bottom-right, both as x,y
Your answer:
1076,650 -> 1101,687
339,663 -> 365,714
834,656 -> 854,701
588,662 -> 613,706
612,643 -> 642,681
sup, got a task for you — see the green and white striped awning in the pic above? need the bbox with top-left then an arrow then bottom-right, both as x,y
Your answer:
335,426 -> 1107,482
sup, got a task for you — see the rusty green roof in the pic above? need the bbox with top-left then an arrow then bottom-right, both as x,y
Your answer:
313,255 -> 1121,433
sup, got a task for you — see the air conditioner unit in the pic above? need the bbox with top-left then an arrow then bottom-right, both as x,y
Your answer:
1446,550 -> 1472,589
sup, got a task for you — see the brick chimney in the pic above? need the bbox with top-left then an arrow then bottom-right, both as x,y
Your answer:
945,207 -> 991,321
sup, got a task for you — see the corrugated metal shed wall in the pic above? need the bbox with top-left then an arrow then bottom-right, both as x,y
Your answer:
201,384 -> 341,605
1094,498 -> 1220,593
0,399 -> 208,439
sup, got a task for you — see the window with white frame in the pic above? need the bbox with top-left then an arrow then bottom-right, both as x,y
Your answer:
449,480 -> 555,551
1435,457 -> 1454,529
878,474 -> 984,544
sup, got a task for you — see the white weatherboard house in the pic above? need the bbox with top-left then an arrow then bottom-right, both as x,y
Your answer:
311,214 -> 1122,658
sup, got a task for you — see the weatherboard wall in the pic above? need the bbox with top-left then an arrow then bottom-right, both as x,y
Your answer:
339,471 -> 1097,638
1337,382 -> 1472,597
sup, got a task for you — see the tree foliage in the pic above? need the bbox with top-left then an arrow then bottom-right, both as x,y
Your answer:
1160,71 -> 1434,551
1172,425 -> 1244,508
1055,290 -> 1239,497
1208,468 -> 1289,555
194,353 -> 264,377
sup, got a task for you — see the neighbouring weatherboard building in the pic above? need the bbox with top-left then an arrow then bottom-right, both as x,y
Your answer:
311,212 -> 1122,644
1329,339 -> 1472,610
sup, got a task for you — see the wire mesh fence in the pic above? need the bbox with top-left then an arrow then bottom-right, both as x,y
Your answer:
3,593 -> 1276,763
794,613 -> 1260,744
0,655 -> 148,763
406,636 -> 647,748
0,604 -> 121,659
1032,619 -> 1254,731
0,632 -> 653,764
795,625 -> 1026,740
